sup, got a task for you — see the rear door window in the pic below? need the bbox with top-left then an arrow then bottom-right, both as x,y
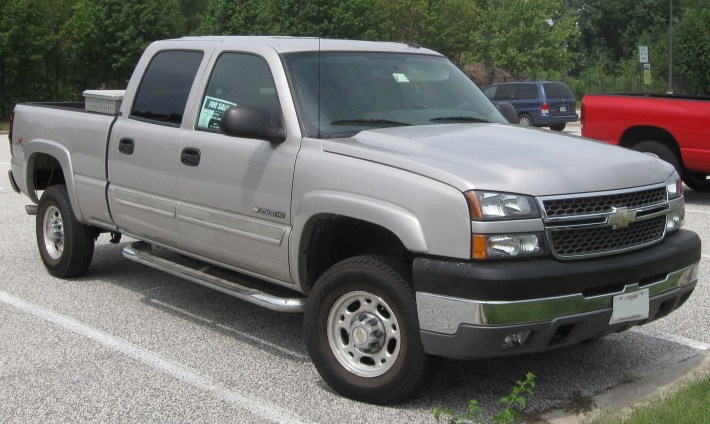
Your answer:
543,82 -> 574,99
494,84 -> 514,101
517,84 -> 539,100
131,50 -> 204,126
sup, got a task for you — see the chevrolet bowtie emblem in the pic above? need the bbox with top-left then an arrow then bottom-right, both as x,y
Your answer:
608,207 -> 637,229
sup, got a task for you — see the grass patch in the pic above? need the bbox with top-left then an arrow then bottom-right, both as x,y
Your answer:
588,375 -> 710,424
0,121 -> 8,131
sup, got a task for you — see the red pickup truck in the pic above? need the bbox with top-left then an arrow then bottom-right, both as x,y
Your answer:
581,93 -> 710,192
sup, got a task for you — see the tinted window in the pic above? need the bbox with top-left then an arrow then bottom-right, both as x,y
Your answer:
517,84 -> 539,100
197,53 -> 281,131
543,82 -> 574,99
493,84 -> 514,101
483,86 -> 496,99
131,51 -> 203,125
283,52 -> 506,138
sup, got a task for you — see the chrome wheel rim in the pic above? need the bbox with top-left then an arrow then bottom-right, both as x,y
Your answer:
519,115 -> 532,126
43,205 -> 64,260
327,290 -> 401,378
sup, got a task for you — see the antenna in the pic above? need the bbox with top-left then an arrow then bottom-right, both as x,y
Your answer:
318,37 -> 321,139
317,2 -> 322,139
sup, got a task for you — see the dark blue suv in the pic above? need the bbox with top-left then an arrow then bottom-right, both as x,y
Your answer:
483,81 -> 578,131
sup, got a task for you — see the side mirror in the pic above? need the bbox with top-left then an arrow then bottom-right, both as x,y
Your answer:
220,106 -> 285,143
496,102 -> 518,124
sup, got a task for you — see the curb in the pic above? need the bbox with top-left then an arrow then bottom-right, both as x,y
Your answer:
539,352 -> 709,423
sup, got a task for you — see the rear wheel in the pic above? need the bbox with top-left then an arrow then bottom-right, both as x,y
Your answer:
549,123 -> 566,132
304,255 -> 438,404
631,141 -> 682,174
37,185 -> 95,278
684,172 -> 710,192
518,113 -> 533,126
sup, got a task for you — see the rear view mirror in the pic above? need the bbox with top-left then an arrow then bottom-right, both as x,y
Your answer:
220,106 -> 285,143
496,102 -> 518,124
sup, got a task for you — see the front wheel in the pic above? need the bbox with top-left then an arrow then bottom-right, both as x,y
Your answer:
37,185 -> 95,278
304,255 -> 438,404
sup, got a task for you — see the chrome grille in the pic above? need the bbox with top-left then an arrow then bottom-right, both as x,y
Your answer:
549,216 -> 666,258
543,187 -> 666,218
540,185 -> 670,260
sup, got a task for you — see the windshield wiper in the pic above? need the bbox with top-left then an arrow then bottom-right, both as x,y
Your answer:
430,116 -> 491,123
330,118 -> 411,127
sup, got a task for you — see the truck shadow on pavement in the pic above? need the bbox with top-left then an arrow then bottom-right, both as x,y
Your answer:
684,187 -> 710,205
84,240 -> 705,417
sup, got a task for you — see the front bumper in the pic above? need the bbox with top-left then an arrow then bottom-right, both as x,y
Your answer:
414,229 -> 701,359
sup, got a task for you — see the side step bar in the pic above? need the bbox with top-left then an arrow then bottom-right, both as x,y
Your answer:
122,242 -> 306,313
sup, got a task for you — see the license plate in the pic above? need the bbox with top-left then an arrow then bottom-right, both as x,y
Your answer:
609,289 -> 649,325
559,106 -> 567,112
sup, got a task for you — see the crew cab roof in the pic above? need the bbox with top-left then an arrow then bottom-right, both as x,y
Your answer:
175,36 -> 443,55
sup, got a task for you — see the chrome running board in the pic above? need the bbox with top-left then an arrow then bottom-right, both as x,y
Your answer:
122,241 -> 306,313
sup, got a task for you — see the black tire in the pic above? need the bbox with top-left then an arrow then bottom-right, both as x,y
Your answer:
518,113 -> 533,126
304,255 -> 439,404
683,172 -> 710,192
549,123 -> 566,132
631,141 -> 682,174
36,185 -> 95,278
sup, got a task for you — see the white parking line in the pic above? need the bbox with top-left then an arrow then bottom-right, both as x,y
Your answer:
0,290 -> 313,424
148,298 -> 310,361
631,327 -> 710,351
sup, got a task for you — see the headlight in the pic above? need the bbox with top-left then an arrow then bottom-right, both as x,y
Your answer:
473,233 -> 546,259
465,191 -> 540,220
666,172 -> 683,199
665,172 -> 684,232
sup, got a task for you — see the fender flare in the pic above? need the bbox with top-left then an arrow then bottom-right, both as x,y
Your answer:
289,190 -> 428,286
23,139 -> 85,223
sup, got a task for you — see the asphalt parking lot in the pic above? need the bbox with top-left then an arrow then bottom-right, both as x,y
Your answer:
1,131 -> 707,423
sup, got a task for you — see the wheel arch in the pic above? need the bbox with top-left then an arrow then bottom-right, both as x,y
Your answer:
518,112 -> 533,120
24,139 -> 84,222
290,192 -> 429,294
619,126 -> 682,163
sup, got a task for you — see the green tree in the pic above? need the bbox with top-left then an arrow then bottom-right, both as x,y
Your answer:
418,0 -> 481,66
377,0 -> 428,42
673,5 -> 710,94
196,0 -> 340,37
64,0 -> 185,90
0,0 -> 77,117
572,0 -> 669,69
568,0 -> 710,95
322,0 -> 387,40
472,0 -> 578,82
196,0 -> 481,67
181,0 -> 208,34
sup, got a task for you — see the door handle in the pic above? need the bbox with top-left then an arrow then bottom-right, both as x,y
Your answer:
181,147 -> 201,166
118,138 -> 135,155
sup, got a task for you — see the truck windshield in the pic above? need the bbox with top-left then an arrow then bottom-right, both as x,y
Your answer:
282,52 -> 506,138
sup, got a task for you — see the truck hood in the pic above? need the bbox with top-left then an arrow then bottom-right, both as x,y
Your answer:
322,124 -> 674,196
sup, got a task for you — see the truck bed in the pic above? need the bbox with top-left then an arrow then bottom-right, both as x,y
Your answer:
581,93 -> 710,176
11,103 -> 117,228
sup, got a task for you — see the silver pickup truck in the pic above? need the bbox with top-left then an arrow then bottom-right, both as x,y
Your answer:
8,37 -> 701,404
